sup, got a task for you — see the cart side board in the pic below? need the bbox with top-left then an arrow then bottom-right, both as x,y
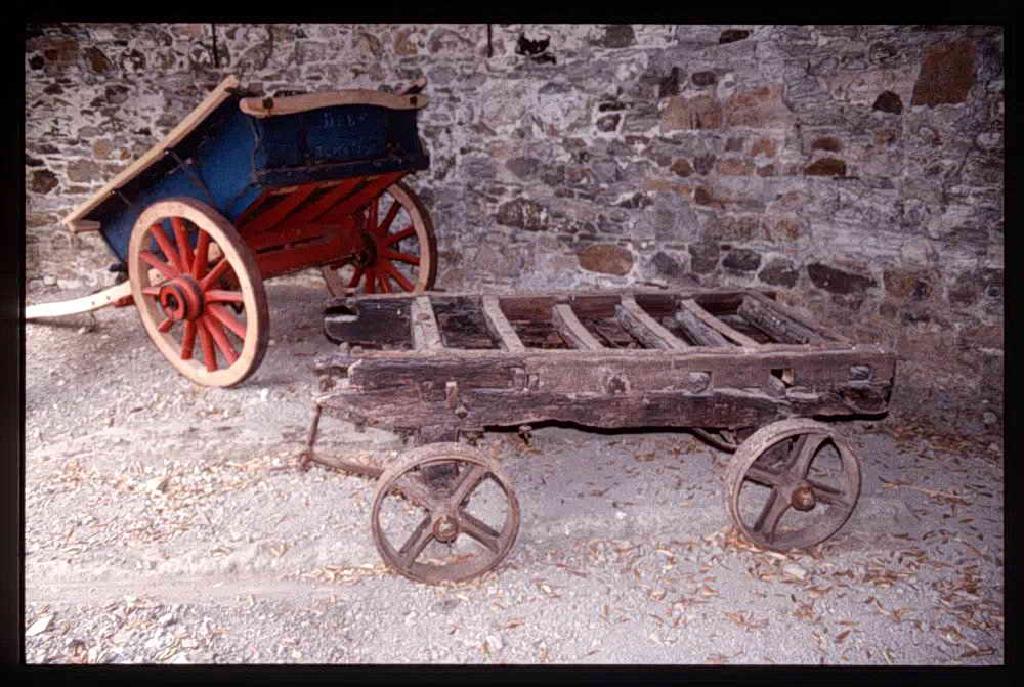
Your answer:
315,289 -> 895,437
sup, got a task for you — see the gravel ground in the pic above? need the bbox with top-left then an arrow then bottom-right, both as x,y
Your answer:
24,278 -> 1005,664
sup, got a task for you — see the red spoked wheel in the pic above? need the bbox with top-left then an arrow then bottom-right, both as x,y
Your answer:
127,198 -> 269,388
322,181 -> 437,296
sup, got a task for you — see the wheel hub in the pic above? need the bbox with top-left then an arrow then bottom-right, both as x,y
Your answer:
790,482 -> 817,511
432,514 -> 460,544
353,231 -> 379,268
158,275 -> 204,322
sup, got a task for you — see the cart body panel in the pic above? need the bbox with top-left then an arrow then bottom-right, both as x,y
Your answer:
66,78 -> 428,265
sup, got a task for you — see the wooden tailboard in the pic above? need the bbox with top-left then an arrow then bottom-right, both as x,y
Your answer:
316,289 -> 895,436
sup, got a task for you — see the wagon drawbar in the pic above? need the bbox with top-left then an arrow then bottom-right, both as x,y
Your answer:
27,74 -> 438,387
302,288 -> 896,584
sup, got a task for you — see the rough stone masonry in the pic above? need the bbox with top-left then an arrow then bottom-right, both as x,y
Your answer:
24,24 -> 1004,435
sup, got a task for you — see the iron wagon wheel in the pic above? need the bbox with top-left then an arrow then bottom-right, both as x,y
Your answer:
725,418 -> 861,552
371,443 -> 520,585
322,181 -> 438,296
128,197 -> 270,388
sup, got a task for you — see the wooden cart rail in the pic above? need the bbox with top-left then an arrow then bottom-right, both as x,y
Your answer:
314,288 -> 895,436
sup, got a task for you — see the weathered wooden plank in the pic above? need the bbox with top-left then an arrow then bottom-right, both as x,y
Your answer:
320,346 -> 897,399
746,291 -> 846,342
318,382 -> 893,435
680,299 -> 760,347
239,89 -> 428,118
323,299 -> 413,349
411,296 -> 444,351
737,294 -> 825,344
672,308 -> 731,347
481,296 -> 525,352
615,295 -> 689,350
551,303 -> 604,350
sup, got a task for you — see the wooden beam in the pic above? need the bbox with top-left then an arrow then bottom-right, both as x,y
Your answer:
745,291 -> 844,342
615,295 -> 689,350
481,296 -> 525,352
25,281 -> 132,320
679,299 -> 760,347
672,308 -> 730,347
239,89 -> 428,118
411,296 -> 444,351
551,303 -> 604,351
737,294 -> 825,344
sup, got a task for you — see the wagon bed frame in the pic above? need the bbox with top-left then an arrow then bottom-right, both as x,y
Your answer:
312,287 -> 895,442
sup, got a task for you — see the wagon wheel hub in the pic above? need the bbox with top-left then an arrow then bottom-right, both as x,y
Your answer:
352,230 -> 379,269
789,482 -> 817,512
432,514 -> 460,544
158,275 -> 205,322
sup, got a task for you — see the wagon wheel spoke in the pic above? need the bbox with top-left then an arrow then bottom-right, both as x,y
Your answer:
193,231 -> 211,279
170,217 -> 195,271
202,314 -> 239,364
456,510 -> 502,554
139,251 -> 177,280
207,303 -> 247,339
743,463 -> 786,488
205,289 -> 244,304
366,196 -> 379,236
806,478 -> 852,508
364,269 -> 377,294
180,320 -> 197,360
789,433 -> 829,479
199,258 -> 231,292
396,516 -> 434,568
451,464 -> 489,507
382,262 -> 415,292
383,249 -> 420,266
389,473 -> 435,511
752,490 -> 789,543
151,223 -> 186,273
196,318 -> 218,372
157,317 -> 174,333
379,201 -> 401,235
379,273 -> 392,293
384,226 -> 416,247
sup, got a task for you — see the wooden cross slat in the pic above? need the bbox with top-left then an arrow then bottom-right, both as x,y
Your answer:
744,292 -> 843,343
481,296 -> 525,352
679,299 -> 759,347
411,296 -> 444,350
614,295 -> 689,350
551,303 -> 604,351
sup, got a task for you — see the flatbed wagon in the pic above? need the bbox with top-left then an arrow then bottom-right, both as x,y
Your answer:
304,287 -> 896,584
27,74 -> 438,387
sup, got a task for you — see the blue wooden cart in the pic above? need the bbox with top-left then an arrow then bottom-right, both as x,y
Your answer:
27,75 -> 438,387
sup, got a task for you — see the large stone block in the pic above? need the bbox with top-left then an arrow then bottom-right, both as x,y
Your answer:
660,94 -> 723,131
807,263 -> 877,295
577,244 -> 635,275
723,85 -> 791,128
911,39 -> 976,106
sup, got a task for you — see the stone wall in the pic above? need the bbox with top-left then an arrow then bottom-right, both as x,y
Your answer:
25,24 -> 1004,432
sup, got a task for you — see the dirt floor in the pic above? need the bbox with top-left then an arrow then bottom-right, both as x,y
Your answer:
24,277 -> 1005,664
